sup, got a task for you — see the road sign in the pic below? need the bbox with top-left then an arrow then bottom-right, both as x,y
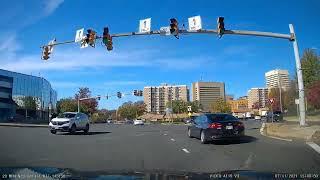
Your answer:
139,18 -> 151,33
187,106 -> 192,112
295,99 -> 299,105
47,39 -> 56,53
160,26 -> 170,36
75,28 -> 85,42
188,15 -> 202,31
269,98 -> 275,105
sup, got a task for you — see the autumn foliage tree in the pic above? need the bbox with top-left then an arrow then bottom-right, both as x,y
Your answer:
75,87 -> 98,115
210,98 -> 231,113
307,80 -> 320,109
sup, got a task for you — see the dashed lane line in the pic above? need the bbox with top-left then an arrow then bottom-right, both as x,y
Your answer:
182,148 -> 190,153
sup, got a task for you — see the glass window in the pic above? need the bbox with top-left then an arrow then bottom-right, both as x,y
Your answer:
58,113 -> 76,118
206,114 -> 237,122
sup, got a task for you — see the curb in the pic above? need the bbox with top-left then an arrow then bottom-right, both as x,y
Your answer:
260,123 -> 293,142
0,123 -> 48,128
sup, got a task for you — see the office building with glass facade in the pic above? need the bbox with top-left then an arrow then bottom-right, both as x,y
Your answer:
0,69 -> 57,122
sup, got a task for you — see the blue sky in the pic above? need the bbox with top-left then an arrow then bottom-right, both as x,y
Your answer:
1,0 -> 319,110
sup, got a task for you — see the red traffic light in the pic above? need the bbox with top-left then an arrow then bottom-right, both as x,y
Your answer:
86,29 -> 96,47
41,46 -> 50,60
217,17 -> 225,38
103,27 -> 113,51
170,18 -> 179,39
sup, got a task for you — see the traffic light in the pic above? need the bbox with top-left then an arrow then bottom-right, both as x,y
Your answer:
138,90 -> 143,96
97,96 -> 101,101
117,92 -> 122,98
133,90 -> 138,96
103,27 -> 113,51
170,18 -> 179,39
86,29 -> 96,47
217,17 -> 225,38
41,46 -> 50,60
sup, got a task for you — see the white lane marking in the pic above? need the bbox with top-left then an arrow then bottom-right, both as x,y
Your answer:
306,142 -> 320,154
182,148 -> 190,153
163,133 -> 167,136
170,138 -> 175,141
242,153 -> 254,169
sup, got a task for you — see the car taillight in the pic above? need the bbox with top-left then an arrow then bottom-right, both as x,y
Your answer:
209,123 -> 222,129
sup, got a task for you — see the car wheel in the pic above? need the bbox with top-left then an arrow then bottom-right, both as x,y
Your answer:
187,128 -> 193,138
50,130 -> 56,134
70,124 -> 76,134
83,124 -> 89,133
200,130 -> 208,144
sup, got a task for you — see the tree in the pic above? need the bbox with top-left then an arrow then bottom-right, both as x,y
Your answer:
74,87 -> 98,115
117,101 -> 146,120
210,98 -> 231,113
301,49 -> 320,88
165,100 -> 200,114
307,80 -> 320,109
268,88 -> 281,111
56,98 -> 77,114
21,96 -> 37,110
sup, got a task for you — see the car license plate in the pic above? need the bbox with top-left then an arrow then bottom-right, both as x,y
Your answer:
226,126 -> 233,130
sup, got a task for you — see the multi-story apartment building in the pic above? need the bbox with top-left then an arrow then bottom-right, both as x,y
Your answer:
143,84 -> 189,114
265,69 -> 290,90
247,88 -> 269,109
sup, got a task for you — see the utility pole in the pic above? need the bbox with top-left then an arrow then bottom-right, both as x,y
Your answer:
289,24 -> 306,126
278,73 -> 283,113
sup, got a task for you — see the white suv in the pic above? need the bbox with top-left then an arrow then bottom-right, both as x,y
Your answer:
49,112 -> 90,134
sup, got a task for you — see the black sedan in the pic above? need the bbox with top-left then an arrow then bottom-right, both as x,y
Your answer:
187,113 -> 245,144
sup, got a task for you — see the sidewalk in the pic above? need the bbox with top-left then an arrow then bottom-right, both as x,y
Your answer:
262,121 -> 320,144
0,123 -> 48,128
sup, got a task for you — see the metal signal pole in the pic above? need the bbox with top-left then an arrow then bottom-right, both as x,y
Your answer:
41,23 -> 306,126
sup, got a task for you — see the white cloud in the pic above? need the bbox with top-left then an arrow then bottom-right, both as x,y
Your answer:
1,47 -> 210,73
43,0 -> 64,16
0,34 -> 20,53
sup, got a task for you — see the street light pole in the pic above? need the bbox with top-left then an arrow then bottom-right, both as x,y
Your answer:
278,73 -> 283,113
289,24 -> 306,126
77,98 -> 80,113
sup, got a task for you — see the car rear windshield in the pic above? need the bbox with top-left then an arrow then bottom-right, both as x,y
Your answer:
58,113 -> 76,118
206,114 -> 237,122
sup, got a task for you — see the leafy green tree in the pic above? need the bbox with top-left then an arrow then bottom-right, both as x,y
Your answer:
301,49 -> 320,88
166,100 -> 200,114
117,101 -> 146,120
210,98 -> 231,113
21,96 -> 37,110
56,98 -> 77,114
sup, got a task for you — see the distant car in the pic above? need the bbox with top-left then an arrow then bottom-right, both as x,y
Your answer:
254,115 -> 261,120
134,119 -> 144,125
266,111 -> 283,122
107,119 -> 113,124
125,119 -> 134,124
49,112 -> 90,134
187,113 -> 245,144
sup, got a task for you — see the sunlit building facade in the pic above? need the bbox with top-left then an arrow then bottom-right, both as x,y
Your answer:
0,69 -> 57,122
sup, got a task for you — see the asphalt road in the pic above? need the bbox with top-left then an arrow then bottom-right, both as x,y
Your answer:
0,120 -> 319,174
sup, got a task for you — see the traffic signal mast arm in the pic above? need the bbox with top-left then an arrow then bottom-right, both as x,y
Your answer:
40,29 -> 293,49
